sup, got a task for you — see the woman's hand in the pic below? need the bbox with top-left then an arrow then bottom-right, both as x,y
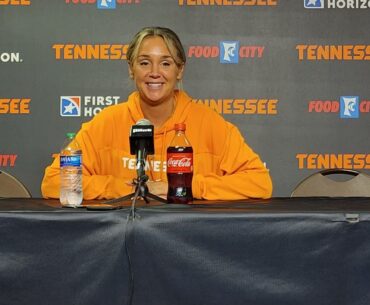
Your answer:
146,180 -> 168,199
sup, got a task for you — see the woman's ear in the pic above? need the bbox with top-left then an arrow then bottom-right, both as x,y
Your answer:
177,64 -> 185,80
128,62 -> 134,79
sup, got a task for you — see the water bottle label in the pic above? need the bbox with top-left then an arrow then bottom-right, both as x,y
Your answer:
60,155 -> 82,167
167,153 -> 193,173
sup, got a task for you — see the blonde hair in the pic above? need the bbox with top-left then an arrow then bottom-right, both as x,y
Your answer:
126,27 -> 186,68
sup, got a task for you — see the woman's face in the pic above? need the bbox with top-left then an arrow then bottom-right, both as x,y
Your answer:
129,36 -> 184,107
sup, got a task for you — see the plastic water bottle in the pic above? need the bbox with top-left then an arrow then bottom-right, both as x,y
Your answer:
60,132 -> 83,207
167,123 -> 193,204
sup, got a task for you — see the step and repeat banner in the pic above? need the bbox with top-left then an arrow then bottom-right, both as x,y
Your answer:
1,0 -> 369,197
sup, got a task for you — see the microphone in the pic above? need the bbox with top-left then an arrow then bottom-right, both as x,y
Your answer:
129,119 -> 154,178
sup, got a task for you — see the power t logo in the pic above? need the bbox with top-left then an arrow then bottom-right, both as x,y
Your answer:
340,96 -> 359,118
97,0 -> 116,9
220,41 -> 239,64
304,0 -> 324,8
60,97 -> 81,117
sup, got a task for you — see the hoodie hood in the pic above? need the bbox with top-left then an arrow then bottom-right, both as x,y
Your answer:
126,89 -> 193,181
126,89 -> 193,134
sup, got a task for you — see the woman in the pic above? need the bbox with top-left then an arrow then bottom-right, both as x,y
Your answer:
41,27 -> 272,200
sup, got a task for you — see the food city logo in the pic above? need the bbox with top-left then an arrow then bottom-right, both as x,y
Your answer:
60,96 -> 120,117
0,98 -> 31,114
296,45 -> 370,61
304,0 -> 370,9
52,44 -> 128,60
0,155 -> 17,167
296,154 -> 370,170
193,98 -> 278,115
178,0 -> 277,6
0,0 -> 30,5
188,43 -> 265,63
65,0 -> 140,9
0,52 -> 23,63
308,96 -> 370,119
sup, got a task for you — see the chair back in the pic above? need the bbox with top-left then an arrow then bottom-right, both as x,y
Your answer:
0,170 -> 31,198
291,169 -> 370,197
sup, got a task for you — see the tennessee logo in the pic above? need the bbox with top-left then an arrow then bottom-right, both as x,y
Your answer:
60,96 -> 81,117
0,98 -> 30,114
0,0 -> 30,5
0,155 -> 17,167
296,45 -> 370,60
52,44 -> 128,60
296,154 -> 370,169
193,98 -> 278,115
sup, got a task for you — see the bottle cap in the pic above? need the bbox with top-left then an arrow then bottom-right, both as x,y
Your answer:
66,132 -> 76,139
174,123 -> 186,131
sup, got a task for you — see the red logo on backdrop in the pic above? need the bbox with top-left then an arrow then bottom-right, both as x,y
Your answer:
167,153 -> 193,173
0,154 -> 17,167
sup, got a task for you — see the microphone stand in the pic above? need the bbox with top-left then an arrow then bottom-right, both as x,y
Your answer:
103,152 -> 167,207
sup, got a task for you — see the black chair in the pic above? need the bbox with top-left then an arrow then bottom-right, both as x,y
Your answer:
291,169 -> 370,197
0,170 -> 31,198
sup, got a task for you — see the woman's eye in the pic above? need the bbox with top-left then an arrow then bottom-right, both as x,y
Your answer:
139,61 -> 149,66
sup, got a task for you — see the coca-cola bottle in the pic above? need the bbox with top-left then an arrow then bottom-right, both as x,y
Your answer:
167,123 -> 193,204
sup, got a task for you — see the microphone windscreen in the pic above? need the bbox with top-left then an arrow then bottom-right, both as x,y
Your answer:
136,118 -> 152,126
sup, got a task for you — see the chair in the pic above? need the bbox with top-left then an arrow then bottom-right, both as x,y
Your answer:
0,170 -> 31,198
291,169 -> 370,197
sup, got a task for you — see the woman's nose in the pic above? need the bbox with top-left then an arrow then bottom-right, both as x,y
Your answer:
149,63 -> 160,77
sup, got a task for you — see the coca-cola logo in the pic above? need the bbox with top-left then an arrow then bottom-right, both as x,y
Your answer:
167,157 -> 192,168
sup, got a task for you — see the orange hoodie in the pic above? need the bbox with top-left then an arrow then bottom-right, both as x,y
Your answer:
41,90 -> 272,200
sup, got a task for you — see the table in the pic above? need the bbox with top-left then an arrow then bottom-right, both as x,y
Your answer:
1,197 -> 370,305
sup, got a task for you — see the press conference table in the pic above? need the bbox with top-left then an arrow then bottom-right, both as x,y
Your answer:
1,197 -> 370,305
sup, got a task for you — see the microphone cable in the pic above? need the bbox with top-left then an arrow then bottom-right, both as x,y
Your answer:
124,179 -> 142,305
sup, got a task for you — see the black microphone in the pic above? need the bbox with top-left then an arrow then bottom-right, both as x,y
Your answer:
129,119 -> 154,178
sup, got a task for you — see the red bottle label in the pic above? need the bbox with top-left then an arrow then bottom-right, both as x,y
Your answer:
167,153 -> 193,173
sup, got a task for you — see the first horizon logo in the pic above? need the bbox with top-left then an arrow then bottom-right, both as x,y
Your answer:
60,97 -> 81,117
304,0 -> 324,8
60,95 -> 120,117
0,52 -> 23,63
304,0 -> 370,8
